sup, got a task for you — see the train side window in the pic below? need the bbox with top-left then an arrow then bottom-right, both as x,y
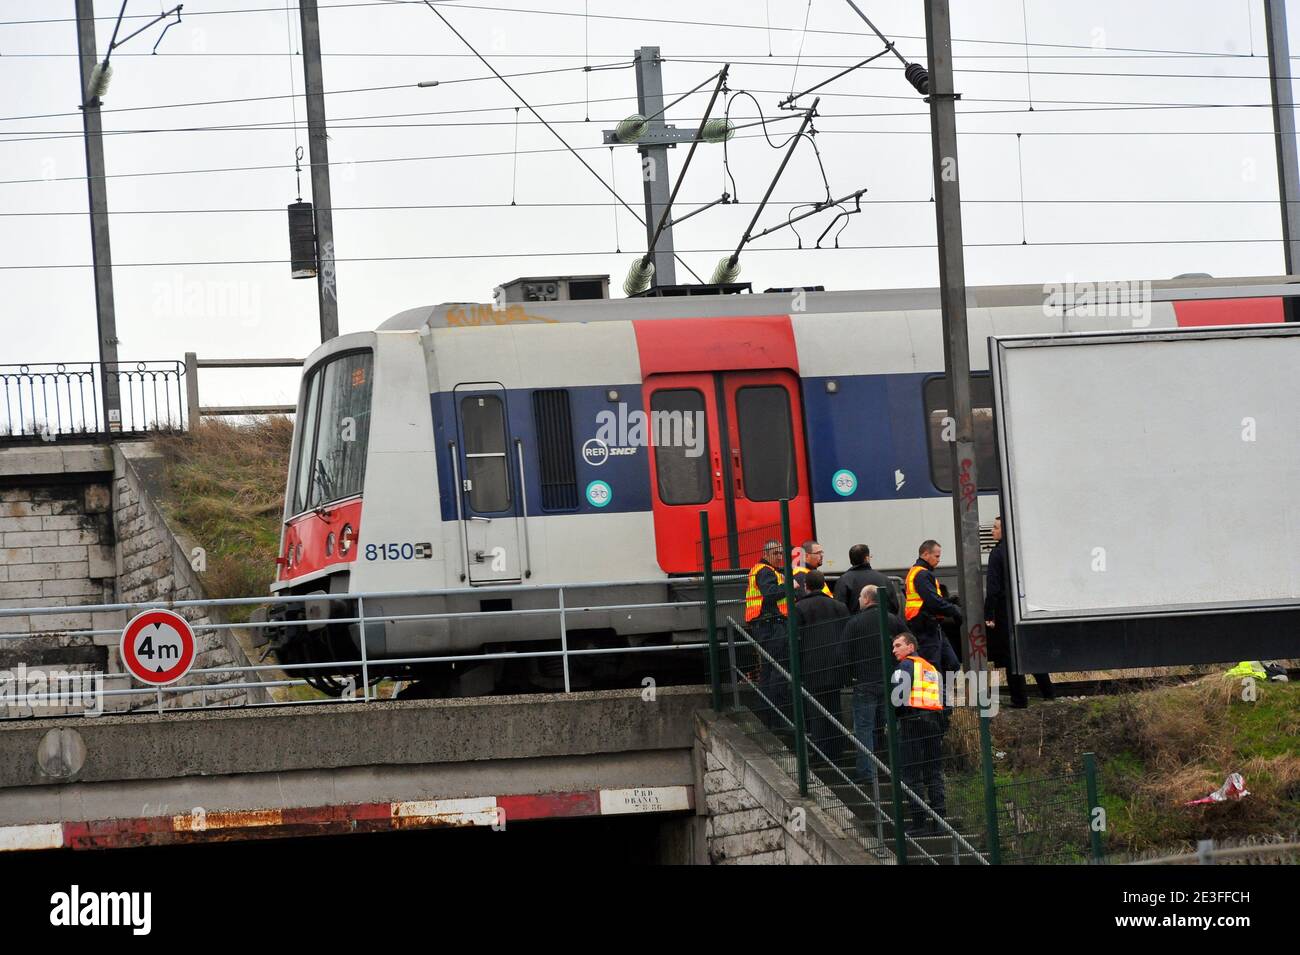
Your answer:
292,366 -> 322,515
923,375 -> 1000,492
651,389 -> 711,505
532,389 -> 578,510
461,394 -> 511,512
736,386 -> 797,501
307,352 -> 373,508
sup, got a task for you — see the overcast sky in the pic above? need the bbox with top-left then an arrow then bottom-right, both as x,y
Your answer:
0,0 -> 1295,407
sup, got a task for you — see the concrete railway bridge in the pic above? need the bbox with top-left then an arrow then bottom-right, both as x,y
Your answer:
0,440 -> 878,865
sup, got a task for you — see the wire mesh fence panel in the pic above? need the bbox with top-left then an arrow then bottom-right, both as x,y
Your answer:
992,772 -> 1094,865
698,521 -> 789,572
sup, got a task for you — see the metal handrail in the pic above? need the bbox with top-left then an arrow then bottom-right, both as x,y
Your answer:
183,352 -> 302,423
0,360 -> 185,437
0,578 -> 729,719
725,615 -> 988,866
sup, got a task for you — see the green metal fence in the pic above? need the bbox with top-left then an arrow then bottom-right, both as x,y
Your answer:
699,502 -> 1105,866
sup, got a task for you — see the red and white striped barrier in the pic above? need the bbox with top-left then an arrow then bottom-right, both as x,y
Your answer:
0,785 -> 695,851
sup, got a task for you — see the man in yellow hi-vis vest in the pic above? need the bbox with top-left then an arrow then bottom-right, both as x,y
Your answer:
903,540 -> 962,672
891,630 -> 948,835
746,539 -> 789,726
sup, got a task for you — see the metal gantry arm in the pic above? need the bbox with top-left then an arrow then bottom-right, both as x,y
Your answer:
710,100 -> 819,282
624,66 -> 731,294
842,0 -> 931,94
645,66 -> 730,261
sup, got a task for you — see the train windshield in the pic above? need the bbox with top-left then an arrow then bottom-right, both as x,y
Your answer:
291,351 -> 373,514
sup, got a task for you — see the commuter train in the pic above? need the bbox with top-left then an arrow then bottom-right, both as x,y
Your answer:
264,274 -> 1290,693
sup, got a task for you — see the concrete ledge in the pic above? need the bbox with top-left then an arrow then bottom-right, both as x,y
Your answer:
696,709 -> 879,865
0,686 -> 712,788
0,445 -> 113,479
0,751 -> 697,828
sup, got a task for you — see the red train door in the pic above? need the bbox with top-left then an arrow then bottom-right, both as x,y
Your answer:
644,369 -> 813,572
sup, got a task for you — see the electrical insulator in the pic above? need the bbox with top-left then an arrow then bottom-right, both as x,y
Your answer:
615,115 -> 649,143
905,62 -> 930,96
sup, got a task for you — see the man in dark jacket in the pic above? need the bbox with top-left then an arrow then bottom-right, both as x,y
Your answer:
833,544 -> 899,614
842,584 -> 907,783
790,570 -> 850,763
983,516 -> 1054,708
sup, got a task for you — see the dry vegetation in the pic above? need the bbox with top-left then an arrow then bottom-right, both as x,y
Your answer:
151,417 -> 293,617
989,675 -> 1300,855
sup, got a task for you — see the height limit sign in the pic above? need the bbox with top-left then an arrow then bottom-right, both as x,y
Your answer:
120,609 -> 197,686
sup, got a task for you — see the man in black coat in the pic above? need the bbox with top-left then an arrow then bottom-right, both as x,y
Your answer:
833,544 -> 899,614
984,516 -> 1054,708
790,570 -> 850,764
842,583 -> 908,783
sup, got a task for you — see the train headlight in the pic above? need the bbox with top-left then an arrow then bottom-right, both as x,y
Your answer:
340,523 -> 355,555
285,543 -> 295,569
326,532 -> 336,557
295,543 -> 303,566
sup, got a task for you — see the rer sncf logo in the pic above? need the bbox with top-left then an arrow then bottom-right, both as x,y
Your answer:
581,438 -> 637,466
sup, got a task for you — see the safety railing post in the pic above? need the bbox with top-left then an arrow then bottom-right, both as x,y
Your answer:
979,712 -> 1002,864
558,586 -> 571,693
725,618 -> 741,711
1084,751 -> 1104,862
699,510 -> 722,711
780,498 -> 808,796
877,592 -> 908,864
358,595 -> 370,701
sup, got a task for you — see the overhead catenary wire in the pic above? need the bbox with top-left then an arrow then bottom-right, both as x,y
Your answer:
410,0 -> 705,284
0,1 -> 1271,65
2,237 -> 1290,272
7,197 -> 1297,218
4,122 -> 1293,187
0,62 -> 629,124
6,100 -> 1297,145
2,77 -> 1294,131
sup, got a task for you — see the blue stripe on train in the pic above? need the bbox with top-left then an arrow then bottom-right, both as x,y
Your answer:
800,372 -> 948,503
430,372 -> 948,522
432,384 -> 653,522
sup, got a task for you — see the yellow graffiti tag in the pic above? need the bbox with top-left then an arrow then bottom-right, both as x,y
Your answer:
444,304 -> 558,327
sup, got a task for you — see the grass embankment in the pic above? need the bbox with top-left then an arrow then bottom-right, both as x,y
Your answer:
973,677 -> 1300,857
152,418 -> 293,621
